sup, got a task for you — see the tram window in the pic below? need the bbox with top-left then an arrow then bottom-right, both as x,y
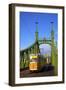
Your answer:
30,58 -> 38,62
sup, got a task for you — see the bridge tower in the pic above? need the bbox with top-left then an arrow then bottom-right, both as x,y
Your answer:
51,22 -> 54,63
34,22 -> 40,54
51,22 -> 57,75
35,22 -> 39,41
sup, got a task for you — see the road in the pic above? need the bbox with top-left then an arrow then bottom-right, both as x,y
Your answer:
20,65 -> 55,78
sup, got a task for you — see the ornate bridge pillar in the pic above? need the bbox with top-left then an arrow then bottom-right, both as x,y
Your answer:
35,22 -> 39,41
51,22 -> 58,75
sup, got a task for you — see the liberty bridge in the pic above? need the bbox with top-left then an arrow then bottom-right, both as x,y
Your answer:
20,22 -> 58,77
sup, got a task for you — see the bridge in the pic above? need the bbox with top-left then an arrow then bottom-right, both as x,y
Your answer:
20,22 -> 58,75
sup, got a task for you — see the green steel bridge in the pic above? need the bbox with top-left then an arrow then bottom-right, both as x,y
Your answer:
20,22 -> 58,75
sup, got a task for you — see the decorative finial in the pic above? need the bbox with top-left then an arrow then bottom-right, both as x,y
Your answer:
35,22 -> 38,32
35,22 -> 38,41
51,22 -> 54,31
51,22 -> 54,24
36,22 -> 38,24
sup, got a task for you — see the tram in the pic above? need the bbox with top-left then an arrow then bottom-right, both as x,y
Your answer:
29,54 -> 40,71
29,54 -> 51,72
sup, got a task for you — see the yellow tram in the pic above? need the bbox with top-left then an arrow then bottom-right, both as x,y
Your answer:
29,54 -> 40,71
29,54 -> 51,71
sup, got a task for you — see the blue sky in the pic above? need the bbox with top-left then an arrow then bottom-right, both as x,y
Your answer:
20,12 -> 58,50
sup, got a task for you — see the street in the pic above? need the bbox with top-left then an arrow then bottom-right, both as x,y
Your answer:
20,65 -> 55,77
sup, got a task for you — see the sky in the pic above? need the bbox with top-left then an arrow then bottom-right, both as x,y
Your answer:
20,12 -> 58,50
39,44 -> 51,56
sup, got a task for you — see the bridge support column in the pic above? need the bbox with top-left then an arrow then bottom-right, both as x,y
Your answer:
51,22 -> 58,75
20,52 -> 25,69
